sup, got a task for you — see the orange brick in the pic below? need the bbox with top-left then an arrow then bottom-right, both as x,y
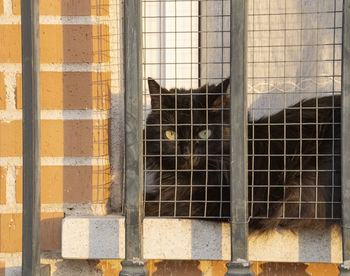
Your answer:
198,261 -> 227,276
40,24 -> 110,63
0,25 -> 21,63
147,260 -> 162,275
0,24 -> 109,63
16,72 -> 111,110
0,167 -> 6,205
13,0 -> 109,16
0,120 -> 108,157
0,73 -> 5,110
306,263 -> 339,276
97,260 -> 122,275
1,119 -> 110,157
0,213 -> 22,252
0,261 -> 4,276
40,212 -> 64,251
0,121 -> 22,157
251,262 -> 263,275
16,165 -> 110,204
41,119 -> 108,157
0,213 -> 63,252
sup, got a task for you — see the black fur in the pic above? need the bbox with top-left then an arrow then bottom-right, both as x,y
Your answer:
144,78 -> 341,233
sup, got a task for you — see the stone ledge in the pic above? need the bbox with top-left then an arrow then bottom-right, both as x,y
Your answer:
62,216 -> 342,263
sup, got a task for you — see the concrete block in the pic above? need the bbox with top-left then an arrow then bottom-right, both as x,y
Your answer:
62,216 -> 125,259
62,216 -> 343,263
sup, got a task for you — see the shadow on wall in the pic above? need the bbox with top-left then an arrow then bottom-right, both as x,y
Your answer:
1,261 -> 341,276
258,263 -> 309,276
60,0 -> 111,212
93,260 -> 341,275
0,213 -> 62,252
40,216 -> 63,251
13,1 -> 114,274
60,0 -> 112,274
52,260 -> 100,276
152,261 -> 201,276
12,1 -> 111,213
96,260 -> 205,275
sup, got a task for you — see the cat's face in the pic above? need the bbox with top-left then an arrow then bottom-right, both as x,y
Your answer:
145,78 -> 230,171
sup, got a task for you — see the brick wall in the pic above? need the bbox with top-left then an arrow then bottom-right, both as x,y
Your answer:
0,0 -> 119,274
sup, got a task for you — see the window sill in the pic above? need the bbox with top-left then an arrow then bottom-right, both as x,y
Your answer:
62,216 -> 342,263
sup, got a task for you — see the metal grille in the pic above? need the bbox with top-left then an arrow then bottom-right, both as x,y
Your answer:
142,0 -> 231,218
248,0 -> 342,225
89,1 -> 117,205
142,0 -> 342,223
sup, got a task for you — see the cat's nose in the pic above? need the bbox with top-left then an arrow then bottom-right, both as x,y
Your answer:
180,144 -> 191,155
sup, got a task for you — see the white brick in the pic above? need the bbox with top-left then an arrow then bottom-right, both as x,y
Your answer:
61,216 -> 343,263
62,216 -> 125,259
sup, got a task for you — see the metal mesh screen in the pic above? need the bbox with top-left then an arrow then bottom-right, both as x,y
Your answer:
142,0 -> 342,224
248,0 -> 342,225
142,0 -> 231,218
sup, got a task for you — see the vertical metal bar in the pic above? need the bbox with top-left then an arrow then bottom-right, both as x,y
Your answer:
120,0 -> 147,275
21,0 -> 41,275
339,0 -> 350,274
225,0 -> 253,275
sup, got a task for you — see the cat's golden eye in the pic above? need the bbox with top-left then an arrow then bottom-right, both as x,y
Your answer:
165,130 -> 177,140
198,129 -> 212,139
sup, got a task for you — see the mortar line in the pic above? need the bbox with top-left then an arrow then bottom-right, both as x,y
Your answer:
0,157 -> 110,166
2,0 -> 13,16
0,15 -> 113,24
0,16 -> 20,23
0,110 -> 110,121
0,63 -> 112,72
4,72 -> 17,110
0,203 -> 108,214
5,165 -> 16,206
39,15 -> 112,24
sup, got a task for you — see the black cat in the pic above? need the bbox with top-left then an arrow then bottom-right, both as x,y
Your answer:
144,78 -> 341,233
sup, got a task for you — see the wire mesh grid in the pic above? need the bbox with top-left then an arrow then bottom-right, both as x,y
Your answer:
247,0 -> 342,225
142,0 -> 342,223
142,0 -> 231,218
86,0 -> 123,204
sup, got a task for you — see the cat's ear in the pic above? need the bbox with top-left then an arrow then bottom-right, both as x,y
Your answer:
211,78 -> 230,108
148,78 -> 161,95
148,77 -> 170,109
215,78 -> 230,93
